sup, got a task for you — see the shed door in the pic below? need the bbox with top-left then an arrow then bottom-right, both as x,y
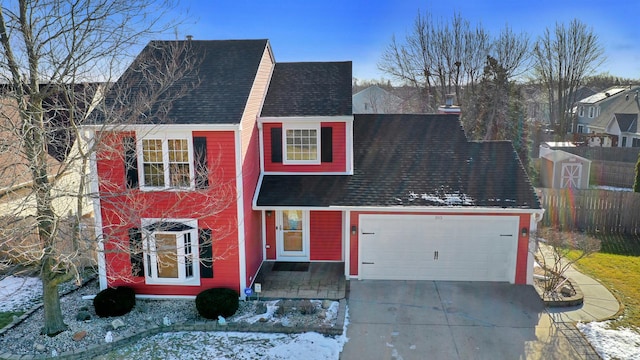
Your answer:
358,215 -> 519,282
561,163 -> 582,188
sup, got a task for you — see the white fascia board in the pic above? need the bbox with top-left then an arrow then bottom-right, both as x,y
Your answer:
234,129 -> 247,299
258,115 -> 354,124
339,206 -> 545,215
251,173 -> 264,210
252,205 -> 544,216
262,171 -> 353,175
82,123 -> 241,132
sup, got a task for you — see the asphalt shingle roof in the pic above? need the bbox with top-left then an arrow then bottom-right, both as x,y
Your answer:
256,114 -> 540,209
261,62 -> 352,117
103,39 -> 269,125
614,113 -> 638,133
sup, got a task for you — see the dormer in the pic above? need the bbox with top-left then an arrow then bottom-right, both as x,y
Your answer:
258,62 -> 353,174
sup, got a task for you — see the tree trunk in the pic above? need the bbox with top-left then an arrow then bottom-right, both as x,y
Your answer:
41,258 -> 67,336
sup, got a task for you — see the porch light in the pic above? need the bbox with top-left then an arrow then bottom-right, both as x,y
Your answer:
266,211 -> 272,217
351,225 -> 357,235
521,227 -> 528,237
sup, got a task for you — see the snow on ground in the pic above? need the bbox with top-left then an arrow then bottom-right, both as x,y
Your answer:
98,327 -> 349,360
0,276 -> 42,312
592,186 -> 633,192
0,276 -> 350,359
578,321 -> 640,360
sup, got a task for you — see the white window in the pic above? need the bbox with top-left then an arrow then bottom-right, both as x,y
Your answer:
578,106 -> 584,117
142,219 -> 199,285
283,124 -> 320,164
577,124 -> 584,133
139,135 -> 194,189
588,106 -> 595,118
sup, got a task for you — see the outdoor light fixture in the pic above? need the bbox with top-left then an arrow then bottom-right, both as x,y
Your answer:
266,211 -> 272,217
521,227 -> 528,237
351,225 -> 357,235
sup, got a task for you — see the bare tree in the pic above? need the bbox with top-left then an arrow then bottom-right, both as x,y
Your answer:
0,0 -> 186,336
534,228 -> 601,298
378,9 -> 529,118
533,19 -> 605,136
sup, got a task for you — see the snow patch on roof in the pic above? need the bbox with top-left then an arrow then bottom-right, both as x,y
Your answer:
404,190 -> 475,206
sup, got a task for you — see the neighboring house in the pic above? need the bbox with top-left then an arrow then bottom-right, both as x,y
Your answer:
522,85 -> 551,125
576,85 -> 639,134
538,147 -> 591,189
0,84 -> 100,217
352,85 -> 402,113
89,39 -> 543,298
586,92 -> 640,147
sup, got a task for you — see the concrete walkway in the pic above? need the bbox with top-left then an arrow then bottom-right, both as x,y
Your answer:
546,264 -> 620,324
537,245 -> 620,324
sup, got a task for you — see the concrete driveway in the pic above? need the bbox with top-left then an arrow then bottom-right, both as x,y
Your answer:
341,281 -> 591,360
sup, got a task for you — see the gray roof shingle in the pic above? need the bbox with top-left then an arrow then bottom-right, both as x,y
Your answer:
104,39 -> 269,125
256,114 -> 540,209
614,113 -> 638,133
261,62 -> 352,117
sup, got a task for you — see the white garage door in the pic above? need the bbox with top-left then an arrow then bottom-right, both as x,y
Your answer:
359,214 -> 519,282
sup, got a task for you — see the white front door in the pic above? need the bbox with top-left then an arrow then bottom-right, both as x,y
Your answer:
276,210 -> 310,261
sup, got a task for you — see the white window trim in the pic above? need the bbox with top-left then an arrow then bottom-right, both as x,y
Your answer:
282,123 -> 321,165
137,132 -> 195,191
578,106 -> 584,117
141,218 -> 200,286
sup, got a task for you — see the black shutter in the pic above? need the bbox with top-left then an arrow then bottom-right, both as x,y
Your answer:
128,228 -> 143,277
193,137 -> 209,189
123,137 -> 138,189
271,127 -> 282,163
321,127 -> 333,163
199,229 -> 213,278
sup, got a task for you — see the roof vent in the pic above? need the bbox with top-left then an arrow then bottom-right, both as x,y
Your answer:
605,92 -> 610,97
186,35 -> 193,41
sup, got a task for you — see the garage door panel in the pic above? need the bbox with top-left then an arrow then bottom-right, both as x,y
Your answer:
359,215 -> 519,282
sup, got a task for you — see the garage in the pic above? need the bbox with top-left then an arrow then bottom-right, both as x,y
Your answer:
358,214 -> 520,282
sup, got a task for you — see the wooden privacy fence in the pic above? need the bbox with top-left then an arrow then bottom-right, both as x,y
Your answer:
536,188 -> 640,234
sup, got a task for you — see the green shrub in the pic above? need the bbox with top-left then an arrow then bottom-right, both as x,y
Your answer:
195,288 -> 239,319
93,286 -> 136,317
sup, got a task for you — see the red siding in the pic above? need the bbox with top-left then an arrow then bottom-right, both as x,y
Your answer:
310,211 -> 342,261
98,130 -> 242,295
263,122 -> 347,172
349,211 -> 533,285
265,212 -> 276,259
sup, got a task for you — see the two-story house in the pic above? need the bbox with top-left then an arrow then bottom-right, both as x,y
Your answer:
88,39 -> 543,298
576,85 -> 640,134
585,90 -> 640,147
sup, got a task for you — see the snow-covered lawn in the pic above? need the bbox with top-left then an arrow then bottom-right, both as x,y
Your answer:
0,276 -> 42,312
0,276 -> 348,359
95,329 -> 348,360
578,321 -> 640,360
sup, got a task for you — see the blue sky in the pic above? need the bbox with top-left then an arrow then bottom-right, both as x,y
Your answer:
170,1 -> 640,81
